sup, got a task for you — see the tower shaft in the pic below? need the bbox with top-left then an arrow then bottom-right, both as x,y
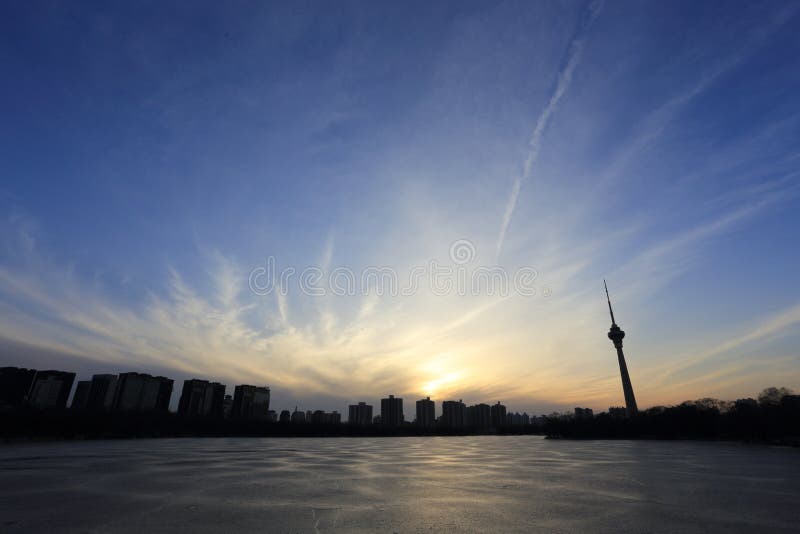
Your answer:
605,281 -> 638,417
615,344 -> 638,417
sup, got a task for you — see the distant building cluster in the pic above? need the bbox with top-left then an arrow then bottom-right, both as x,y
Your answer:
1,366 -> 605,427
349,396 -> 564,429
276,407 -> 341,424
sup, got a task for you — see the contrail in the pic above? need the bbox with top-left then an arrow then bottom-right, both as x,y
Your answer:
495,0 -> 604,260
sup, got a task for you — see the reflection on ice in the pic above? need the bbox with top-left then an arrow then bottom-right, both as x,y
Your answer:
1,436 -> 798,533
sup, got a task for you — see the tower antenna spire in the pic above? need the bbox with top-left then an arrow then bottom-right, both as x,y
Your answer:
604,279 -> 616,325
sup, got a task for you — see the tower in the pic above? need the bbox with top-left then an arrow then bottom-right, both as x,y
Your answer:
605,280 -> 638,417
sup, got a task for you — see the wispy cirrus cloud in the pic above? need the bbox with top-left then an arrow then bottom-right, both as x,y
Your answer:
495,0 -> 604,261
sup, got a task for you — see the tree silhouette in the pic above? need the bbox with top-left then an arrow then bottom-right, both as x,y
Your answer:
757,387 -> 794,406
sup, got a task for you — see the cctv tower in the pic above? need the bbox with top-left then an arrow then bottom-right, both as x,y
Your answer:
604,280 -> 638,417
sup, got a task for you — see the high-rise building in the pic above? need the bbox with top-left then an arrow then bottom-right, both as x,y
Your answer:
113,372 -> 146,411
208,382 -> 225,417
290,407 -> 306,423
86,374 -> 118,411
27,370 -> 75,409
310,410 -> 341,424
279,410 -> 291,423
311,410 -> 326,424
112,373 -> 173,412
223,395 -> 234,418
0,367 -> 37,407
348,402 -> 373,426
71,380 -> 92,410
490,402 -> 507,428
178,379 -> 226,417
380,395 -> 403,426
605,281 -> 638,417
416,396 -> 435,427
507,412 -> 531,426
441,399 -> 466,428
140,375 -> 162,410
111,373 -> 139,411
154,376 -> 173,411
467,403 -> 491,429
231,385 -> 271,420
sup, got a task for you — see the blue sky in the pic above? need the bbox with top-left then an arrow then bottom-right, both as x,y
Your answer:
1,1 -> 799,415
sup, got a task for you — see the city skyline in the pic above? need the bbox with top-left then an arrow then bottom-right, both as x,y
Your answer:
2,2 -> 800,415
3,363 -> 550,425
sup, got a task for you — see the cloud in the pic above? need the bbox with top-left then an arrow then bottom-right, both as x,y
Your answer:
495,0 -> 604,261
594,4 -> 800,193
609,190 -> 790,301
653,302 -> 800,389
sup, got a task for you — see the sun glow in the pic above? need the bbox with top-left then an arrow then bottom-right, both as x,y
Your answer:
421,369 -> 463,398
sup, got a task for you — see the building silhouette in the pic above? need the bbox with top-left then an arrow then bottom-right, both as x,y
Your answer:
506,412 -> 530,426
71,380 -> 91,410
574,407 -> 594,419
467,403 -> 491,429
154,377 -> 174,411
27,370 -> 75,409
178,379 -> 225,417
416,396 -> 435,427
310,410 -> 341,424
348,402 -> 373,426
441,399 -> 466,428
112,372 -> 145,411
490,402 -> 507,428
112,373 -> 173,412
231,385 -> 271,420
605,280 -> 639,417
86,374 -> 118,411
223,394 -> 233,418
290,407 -> 305,423
311,410 -> 326,424
381,395 -> 404,426
0,367 -> 37,407
2,364 -> 556,435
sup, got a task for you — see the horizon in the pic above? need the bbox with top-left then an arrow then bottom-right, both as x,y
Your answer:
2,359 -> 790,420
2,1 -> 800,416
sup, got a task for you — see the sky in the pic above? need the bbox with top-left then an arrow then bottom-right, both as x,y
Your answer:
1,1 -> 800,416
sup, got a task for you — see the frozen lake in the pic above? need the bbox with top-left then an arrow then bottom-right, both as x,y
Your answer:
1,436 -> 799,533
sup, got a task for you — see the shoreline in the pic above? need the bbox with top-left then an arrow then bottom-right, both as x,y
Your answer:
3,433 -> 799,448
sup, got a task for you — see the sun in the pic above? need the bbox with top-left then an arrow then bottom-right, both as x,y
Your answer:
421,371 -> 463,398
